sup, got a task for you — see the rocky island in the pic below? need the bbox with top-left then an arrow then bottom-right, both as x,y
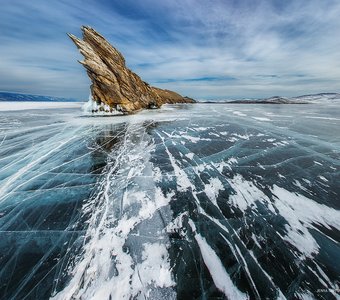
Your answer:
68,26 -> 195,114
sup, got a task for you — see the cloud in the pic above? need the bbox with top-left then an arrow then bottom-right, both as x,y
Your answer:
1,0 -> 340,99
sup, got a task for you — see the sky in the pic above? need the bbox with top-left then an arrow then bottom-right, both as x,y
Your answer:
1,0 -> 340,100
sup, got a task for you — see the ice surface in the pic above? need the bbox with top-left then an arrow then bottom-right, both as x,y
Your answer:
0,101 -> 82,111
0,103 -> 339,299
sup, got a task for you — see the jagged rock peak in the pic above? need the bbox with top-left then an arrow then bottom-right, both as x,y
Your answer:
68,26 -> 195,114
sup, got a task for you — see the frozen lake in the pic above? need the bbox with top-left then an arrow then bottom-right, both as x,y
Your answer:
0,103 -> 339,299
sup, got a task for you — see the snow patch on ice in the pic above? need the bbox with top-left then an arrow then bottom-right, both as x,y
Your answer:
232,133 -> 252,140
228,175 -> 274,212
189,220 -> 248,300
225,174 -> 340,259
252,117 -> 271,121
227,157 -> 238,165
318,175 -> 328,182
132,243 -> 174,290
185,153 -> 195,160
233,111 -> 247,117
271,185 -> 340,258
194,127 -> 210,131
181,134 -> 211,143
204,177 -> 224,206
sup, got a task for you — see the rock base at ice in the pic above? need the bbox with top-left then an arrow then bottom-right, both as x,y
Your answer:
68,26 -> 195,114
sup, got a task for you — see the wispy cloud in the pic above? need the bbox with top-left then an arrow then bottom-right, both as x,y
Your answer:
1,0 -> 340,99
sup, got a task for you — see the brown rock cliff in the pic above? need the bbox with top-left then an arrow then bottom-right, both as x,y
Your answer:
68,26 -> 195,113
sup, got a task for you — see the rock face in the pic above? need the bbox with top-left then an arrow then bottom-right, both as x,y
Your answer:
68,26 -> 195,113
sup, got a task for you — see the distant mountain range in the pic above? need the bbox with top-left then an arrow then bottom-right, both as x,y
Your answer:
201,93 -> 340,104
0,91 -> 81,102
1,91 -> 339,104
